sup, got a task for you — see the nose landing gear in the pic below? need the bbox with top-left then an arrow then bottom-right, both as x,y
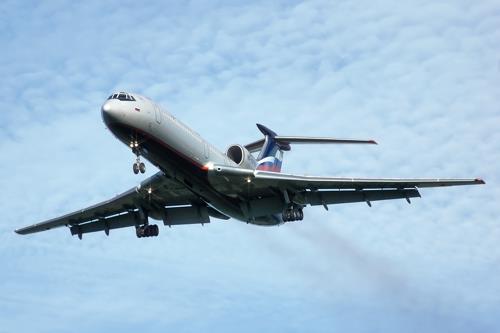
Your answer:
133,158 -> 146,175
130,138 -> 146,174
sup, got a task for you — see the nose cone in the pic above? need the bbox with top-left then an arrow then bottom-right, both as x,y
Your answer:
101,100 -> 122,125
102,100 -> 112,113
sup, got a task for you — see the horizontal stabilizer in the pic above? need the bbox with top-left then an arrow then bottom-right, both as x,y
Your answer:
275,136 -> 377,145
245,124 -> 377,153
245,135 -> 376,153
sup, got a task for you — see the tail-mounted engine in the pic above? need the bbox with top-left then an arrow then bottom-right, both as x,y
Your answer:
226,144 -> 257,169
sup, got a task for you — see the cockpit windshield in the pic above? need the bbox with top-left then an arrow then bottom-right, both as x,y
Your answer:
107,92 -> 136,101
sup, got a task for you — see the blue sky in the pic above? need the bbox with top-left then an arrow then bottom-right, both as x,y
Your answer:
1,0 -> 499,332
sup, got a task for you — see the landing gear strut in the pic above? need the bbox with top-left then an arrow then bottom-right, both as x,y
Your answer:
136,224 -> 159,238
130,137 -> 146,174
282,205 -> 304,222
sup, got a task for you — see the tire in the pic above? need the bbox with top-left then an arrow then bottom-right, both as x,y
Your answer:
133,163 -> 139,174
284,210 -> 291,222
139,162 -> 146,174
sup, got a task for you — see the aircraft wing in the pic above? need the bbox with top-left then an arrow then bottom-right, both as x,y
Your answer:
210,165 -> 484,189
250,171 -> 485,189
15,172 -> 199,235
208,165 -> 484,206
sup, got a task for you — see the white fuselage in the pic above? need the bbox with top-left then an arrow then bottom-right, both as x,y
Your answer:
102,94 -> 232,168
101,92 -> 263,223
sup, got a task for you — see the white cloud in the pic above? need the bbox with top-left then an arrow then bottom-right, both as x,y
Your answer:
1,0 -> 499,332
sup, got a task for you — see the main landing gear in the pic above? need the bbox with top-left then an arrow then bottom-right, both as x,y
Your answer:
136,224 -> 159,238
130,138 -> 146,174
282,205 -> 304,222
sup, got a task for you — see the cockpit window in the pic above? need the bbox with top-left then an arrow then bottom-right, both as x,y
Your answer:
107,92 -> 136,101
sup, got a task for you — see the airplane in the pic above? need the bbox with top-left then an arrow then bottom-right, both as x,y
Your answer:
15,91 -> 485,239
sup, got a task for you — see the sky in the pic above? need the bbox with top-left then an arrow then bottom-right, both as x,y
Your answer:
0,0 -> 499,332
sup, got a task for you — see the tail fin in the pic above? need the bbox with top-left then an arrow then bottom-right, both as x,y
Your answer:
255,124 -> 285,172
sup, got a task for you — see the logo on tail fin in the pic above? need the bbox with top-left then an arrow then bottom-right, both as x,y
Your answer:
256,154 -> 283,172
256,124 -> 285,172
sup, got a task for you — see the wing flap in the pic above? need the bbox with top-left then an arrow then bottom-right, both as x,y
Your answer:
296,189 -> 421,206
70,211 -> 139,236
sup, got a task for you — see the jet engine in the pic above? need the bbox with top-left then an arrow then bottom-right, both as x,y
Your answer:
226,144 -> 257,169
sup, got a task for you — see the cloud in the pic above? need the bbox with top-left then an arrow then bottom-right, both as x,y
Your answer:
1,0 -> 499,332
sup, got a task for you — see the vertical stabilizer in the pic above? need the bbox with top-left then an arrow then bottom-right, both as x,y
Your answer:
255,124 -> 285,172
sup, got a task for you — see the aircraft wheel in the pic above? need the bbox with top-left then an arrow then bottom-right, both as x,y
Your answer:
136,225 -> 159,238
136,226 -> 144,238
133,163 -> 139,174
139,162 -> 146,174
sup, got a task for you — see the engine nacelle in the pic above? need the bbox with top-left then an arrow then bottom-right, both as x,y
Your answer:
226,144 -> 257,169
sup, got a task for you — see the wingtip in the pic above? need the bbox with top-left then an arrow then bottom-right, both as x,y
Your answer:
369,140 -> 378,145
475,178 -> 485,185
